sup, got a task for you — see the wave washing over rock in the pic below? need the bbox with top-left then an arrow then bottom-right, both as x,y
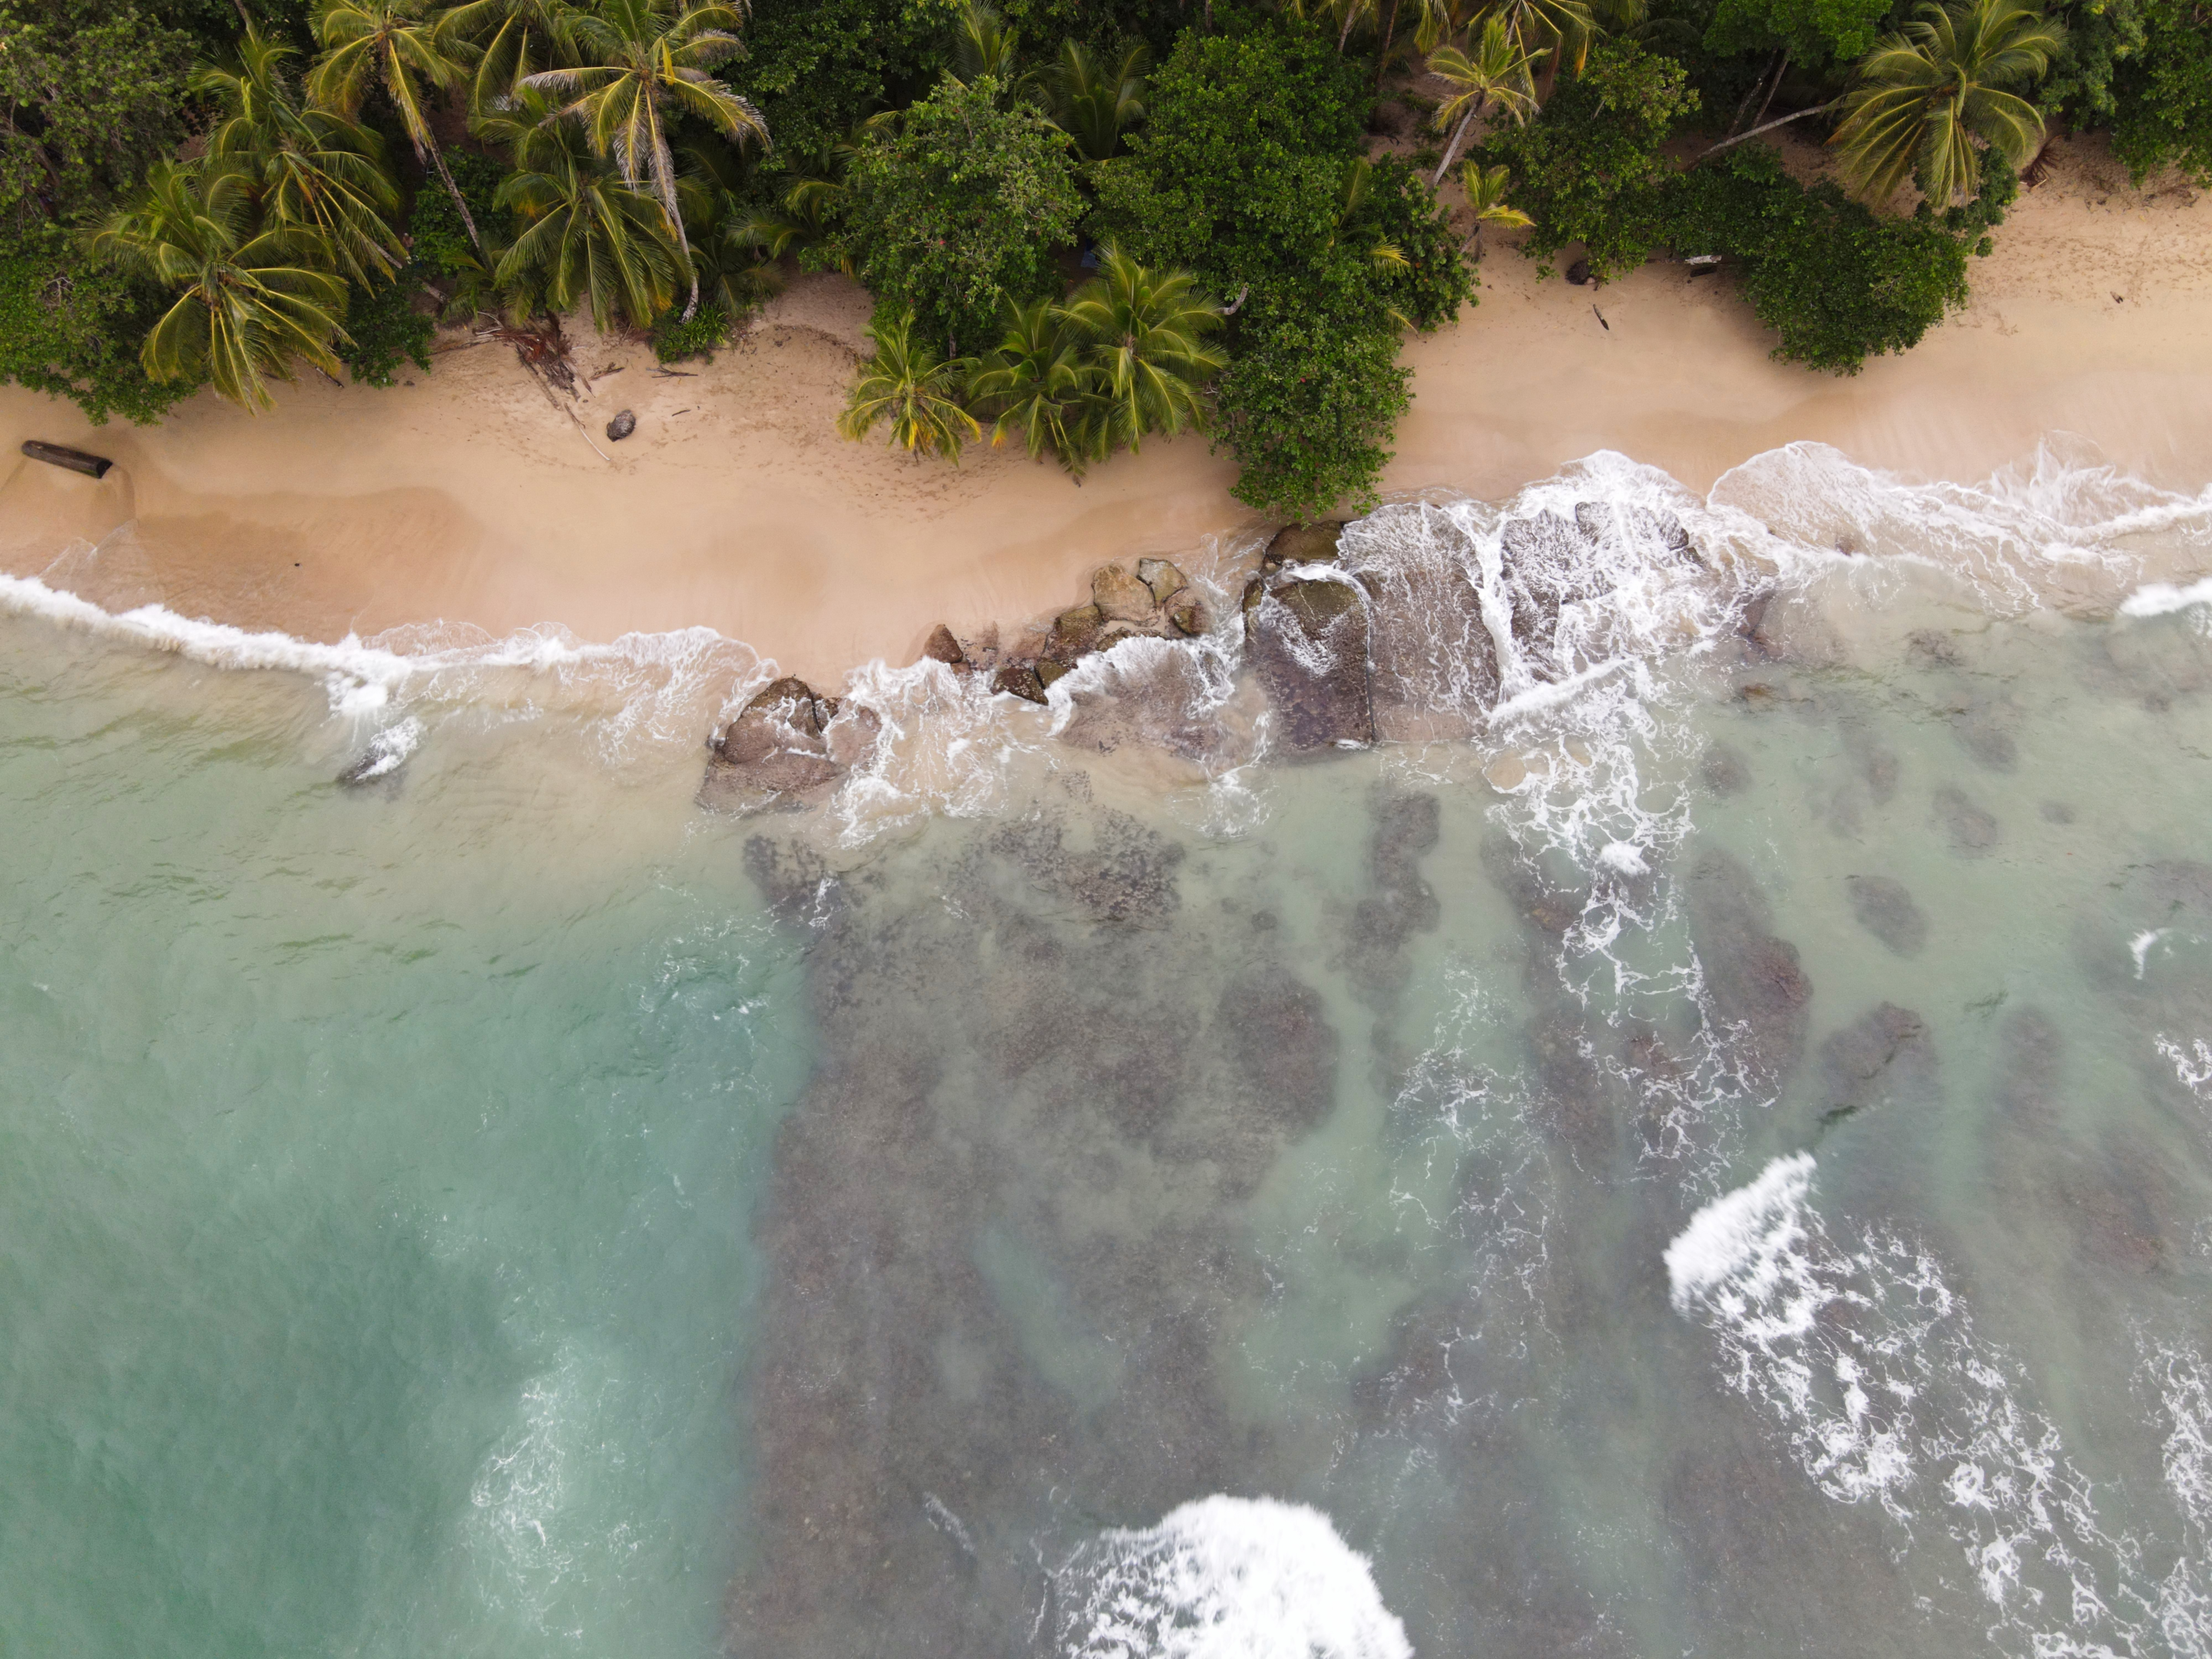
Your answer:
7,440 -> 2212,1659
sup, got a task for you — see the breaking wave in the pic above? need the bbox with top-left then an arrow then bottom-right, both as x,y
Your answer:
1051,1496 -> 1411,1659
1667,1158 -> 2212,1657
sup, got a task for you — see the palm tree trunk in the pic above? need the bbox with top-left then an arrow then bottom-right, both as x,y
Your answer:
425,141 -> 488,265
1338,1 -> 1359,53
1432,102 -> 1478,187
1696,98 -> 1840,161
1373,0 -> 1402,88
1752,51 -> 1790,130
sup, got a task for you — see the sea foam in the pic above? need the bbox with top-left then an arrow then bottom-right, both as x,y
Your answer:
1054,1495 -> 1412,1659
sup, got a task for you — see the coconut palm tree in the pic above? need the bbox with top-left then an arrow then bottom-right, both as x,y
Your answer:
1830,0 -> 2063,205
1457,159 -> 1532,256
195,30 -> 406,286
309,0 -> 487,261
839,306 -> 980,462
521,0 -> 766,320
435,0 -> 579,114
1427,15 -> 1545,184
1055,246 -> 1224,456
1041,39 -> 1148,162
92,161 -> 351,409
968,296 -> 1093,472
950,0 -> 1022,89
475,90 -> 679,329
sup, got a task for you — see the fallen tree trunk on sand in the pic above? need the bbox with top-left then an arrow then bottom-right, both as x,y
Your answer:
20,441 -> 113,479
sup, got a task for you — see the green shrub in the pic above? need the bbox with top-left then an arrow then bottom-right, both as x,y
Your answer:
652,304 -> 731,363
830,74 -> 1082,356
336,269 -> 435,387
1477,41 -> 1700,281
0,221 -> 195,423
1215,299 -> 1412,521
1091,15 -> 1465,516
1666,144 -> 1974,374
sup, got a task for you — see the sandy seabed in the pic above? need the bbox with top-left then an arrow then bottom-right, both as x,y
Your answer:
3,134 -> 2209,686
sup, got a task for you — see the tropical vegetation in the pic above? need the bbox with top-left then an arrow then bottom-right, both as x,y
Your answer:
0,0 -> 2204,505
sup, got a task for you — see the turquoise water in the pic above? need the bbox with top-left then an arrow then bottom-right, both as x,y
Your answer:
0,629 -> 809,1657
4,445 -> 2211,1657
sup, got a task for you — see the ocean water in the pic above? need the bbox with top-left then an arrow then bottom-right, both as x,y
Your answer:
3,441 -> 2210,1658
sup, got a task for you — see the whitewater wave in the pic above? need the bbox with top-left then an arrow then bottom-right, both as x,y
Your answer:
11,439 -> 2212,836
1051,1495 -> 1410,1659
1667,1157 -> 2212,1656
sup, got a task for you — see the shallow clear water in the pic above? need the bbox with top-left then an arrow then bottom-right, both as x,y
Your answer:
4,444 -> 2211,1658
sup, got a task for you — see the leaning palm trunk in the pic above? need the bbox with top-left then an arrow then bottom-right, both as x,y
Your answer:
425,140 -> 486,260
1433,105 -> 1478,184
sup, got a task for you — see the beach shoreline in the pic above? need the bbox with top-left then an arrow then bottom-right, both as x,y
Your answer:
4,134 -> 2208,688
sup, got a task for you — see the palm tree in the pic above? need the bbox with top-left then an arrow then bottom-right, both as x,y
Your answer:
839,306 -> 980,462
195,30 -> 406,286
476,91 -> 680,329
1041,40 -> 1148,163
950,0 -> 1022,90
435,0 -> 579,114
1055,247 -> 1224,456
1427,15 -> 1544,184
310,0 -> 488,262
969,296 -> 1093,472
1830,0 -> 2063,205
1457,159 -> 1532,257
91,162 -> 352,410
521,0 -> 766,320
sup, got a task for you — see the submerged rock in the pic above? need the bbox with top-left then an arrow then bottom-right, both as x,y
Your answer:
1247,574 -> 1375,751
1846,875 -> 1927,956
1932,786 -> 1999,855
1816,1002 -> 1938,1128
1686,848 -> 1813,1084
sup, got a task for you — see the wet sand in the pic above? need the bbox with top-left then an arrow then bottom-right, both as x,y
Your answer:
3,134 -> 2207,687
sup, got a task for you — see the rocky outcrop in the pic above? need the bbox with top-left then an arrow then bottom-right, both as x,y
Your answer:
1263,521 -> 1346,571
1245,568 -> 1374,751
700,677 -> 854,814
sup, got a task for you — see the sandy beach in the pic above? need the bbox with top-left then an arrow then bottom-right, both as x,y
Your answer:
4,134 -> 2208,686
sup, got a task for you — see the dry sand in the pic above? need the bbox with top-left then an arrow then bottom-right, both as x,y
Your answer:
3,134 -> 2208,685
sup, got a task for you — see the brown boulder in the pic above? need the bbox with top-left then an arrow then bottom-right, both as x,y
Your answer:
701,676 -> 843,813
919,623 -> 965,666
1137,558 -> 1188,605
1263,521 -> 1346,572
1164,593 -> 1207,637
1091,564 -> 1156,624
993,661 -> 1048,704
1051,603 -> 1105,658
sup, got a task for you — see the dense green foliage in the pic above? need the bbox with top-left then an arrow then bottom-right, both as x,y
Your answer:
0,222 -> 197,422
1477,41 -> 1700,280
335,270 -> 436,384
2046,0 -> 2212,185
1702,0 -> 1895,70
1094,16 -> 1469,517
1669,144 -> 1973,370
0,0 -> 195,224
720,0 -> 952,166
830,74 -> 1082,355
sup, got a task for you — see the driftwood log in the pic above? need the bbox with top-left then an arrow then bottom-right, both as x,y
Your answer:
21,441 -> 113,479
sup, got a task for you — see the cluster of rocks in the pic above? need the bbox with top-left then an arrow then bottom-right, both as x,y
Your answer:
700,502 -> 1717,807
988,557 -> 1207,704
